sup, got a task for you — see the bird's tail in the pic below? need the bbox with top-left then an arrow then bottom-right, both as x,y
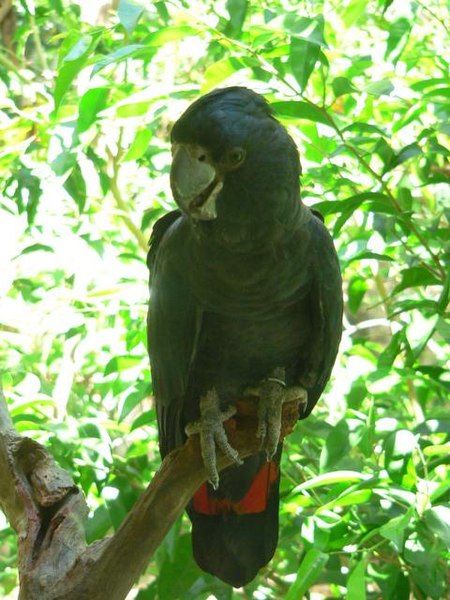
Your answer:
187,447 -> 282,587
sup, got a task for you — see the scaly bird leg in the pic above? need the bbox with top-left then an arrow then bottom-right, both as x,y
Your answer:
185,389 -> 242,489
246,368 -> 308,459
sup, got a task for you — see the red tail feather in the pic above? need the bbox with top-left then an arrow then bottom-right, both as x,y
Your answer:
193,460 -> 279,515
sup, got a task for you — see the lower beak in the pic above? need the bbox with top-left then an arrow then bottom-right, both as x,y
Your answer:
170,145 -> 222,220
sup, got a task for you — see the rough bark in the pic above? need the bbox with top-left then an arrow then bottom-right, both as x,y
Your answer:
0,387 -> 301,600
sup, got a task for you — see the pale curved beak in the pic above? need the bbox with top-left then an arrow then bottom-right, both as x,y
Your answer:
170,145 -> 222,221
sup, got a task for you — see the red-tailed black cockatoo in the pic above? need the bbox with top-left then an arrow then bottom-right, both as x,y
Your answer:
147,87 -> 343,587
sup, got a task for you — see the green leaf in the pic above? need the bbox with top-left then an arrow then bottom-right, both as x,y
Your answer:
342,0 -> 367,26
367,368 -> 401,394
131,410 -> 154,431
51,153 -> 77,176
384,430 -> 417,483
393,105 -> 424,133
104,355 -> 143,375
380,143 -> 422,174
382,0 -> 395,14
289,37 -> 320,92
347,559 -> 366,600
317,488 -> 372,513
64,164 -> 86,212
118,0 -> 144,34
386,429 -> 417,457
394,267 -> 441,294
64,35 -> 92,62
378,331 -> 404,368
346,251 -> 394,264
374,137 -> 396,173
126,440 -> 151,458
225,0 -> 248,38
424,506 -> 450,548
284,15 -> 327,46
158,534 -> 203,600
288,16 -> 324,91
285,549 -> 328,600
119,382 -> 151,421
20,243 -> 54,255
320,419 -> 350,471
437,273 -> 449,313
290,471 -> 371,495
332,76 -> 358,97
54,34 -> 99,113
124,128 -> 152,160
85,506 -> 112,543
145,25 -> 200,46
135,582 -> 157,600
385,18 -> 411,63
342,122 -> 386,135
423,86 -> 450,99
410,562 -> 447,600
348,275 -> 367,313
373,564 -> 410,600
92,45 -> 155,75
77,87 -> 109,133
201,57 -> 253,93
116,102 -> 150,117
396,142 -> 422,164
380,508 -> 414,552
372,485 -> 416,506
365,79 -> 394,96
410,77 -> 447,92
272,101 -> 331,126
314,192 -> 394,234
14,167 -> 42,225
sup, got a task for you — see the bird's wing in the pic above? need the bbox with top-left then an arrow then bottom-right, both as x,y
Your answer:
147,210 -> 202,456
146,209 -> 182,271
300,212 -> 343,417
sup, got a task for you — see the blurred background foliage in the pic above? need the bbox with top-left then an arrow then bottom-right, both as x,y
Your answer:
0,0 -> 449,598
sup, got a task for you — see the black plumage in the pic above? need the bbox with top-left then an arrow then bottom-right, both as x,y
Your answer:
147,87 -> 343,586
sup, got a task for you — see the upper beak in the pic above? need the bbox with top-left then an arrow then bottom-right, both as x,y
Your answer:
170,145 -> 222,221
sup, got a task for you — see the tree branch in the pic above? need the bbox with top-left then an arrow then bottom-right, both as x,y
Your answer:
0,385 -> 301,600
105,144 -> 149,254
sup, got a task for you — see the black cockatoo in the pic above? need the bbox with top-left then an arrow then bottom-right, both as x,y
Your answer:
147,87 -> 342,587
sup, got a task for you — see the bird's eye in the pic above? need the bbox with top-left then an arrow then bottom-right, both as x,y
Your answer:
198,154 -> 206,162
228,147 -> 245,166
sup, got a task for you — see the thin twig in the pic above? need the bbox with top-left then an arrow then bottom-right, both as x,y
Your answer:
29,13 -> 49,71
0,52 -> 28,81
109,173 -> 149,252
417,0 -> 450,35
106,145 -> 149,253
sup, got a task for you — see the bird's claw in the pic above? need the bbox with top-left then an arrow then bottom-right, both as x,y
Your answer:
246,368 -> 308,459
185,389 -> 242,489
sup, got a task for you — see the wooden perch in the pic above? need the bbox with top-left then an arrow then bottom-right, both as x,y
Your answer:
0,387 -> 300,600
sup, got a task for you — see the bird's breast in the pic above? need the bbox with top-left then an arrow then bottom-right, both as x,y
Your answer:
188,244 -> 310,319
189,298 -> 311,403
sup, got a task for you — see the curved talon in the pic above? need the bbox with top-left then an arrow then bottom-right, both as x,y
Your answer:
185,389 -> 241,488
287,387 -> 308,414
215,426 -> 241,463
248,371 -> 308,459
265,402 -> 283,458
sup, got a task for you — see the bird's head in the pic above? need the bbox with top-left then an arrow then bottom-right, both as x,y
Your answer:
169,87 -> 301,225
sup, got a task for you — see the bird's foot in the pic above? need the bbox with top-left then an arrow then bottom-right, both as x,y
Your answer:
246,368 -> 308,459
185,389 -> 242,489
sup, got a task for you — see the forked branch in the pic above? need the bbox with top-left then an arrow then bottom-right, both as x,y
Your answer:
0,388 -> 300,600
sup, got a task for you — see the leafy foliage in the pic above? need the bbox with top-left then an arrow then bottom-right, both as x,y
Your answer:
0,0 -> 449,598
